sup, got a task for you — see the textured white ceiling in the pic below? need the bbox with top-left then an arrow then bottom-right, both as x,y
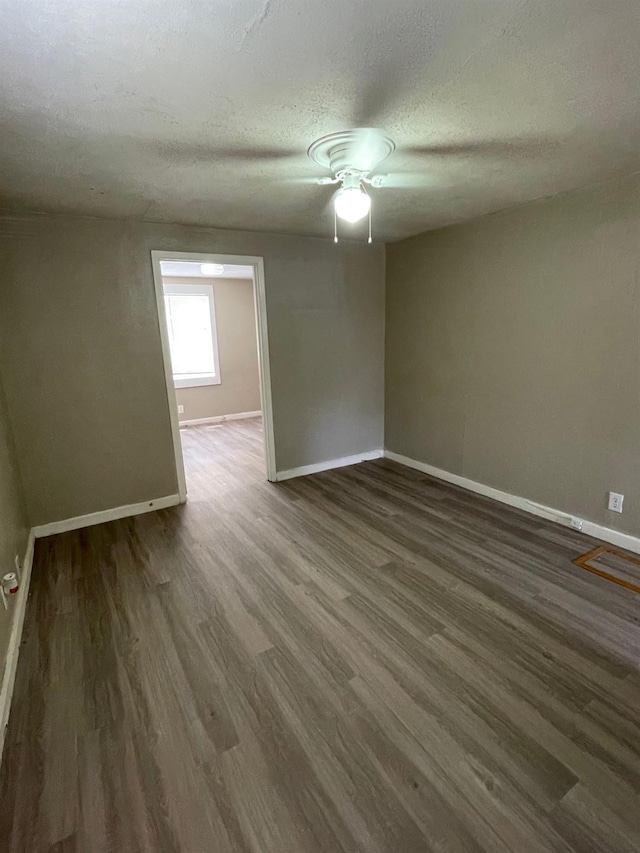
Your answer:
1,1 -> 640,241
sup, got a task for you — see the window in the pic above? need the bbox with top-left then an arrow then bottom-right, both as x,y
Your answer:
163,282 -> 221,388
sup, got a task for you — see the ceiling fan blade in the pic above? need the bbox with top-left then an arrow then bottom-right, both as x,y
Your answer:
149,141 -> 299,163
284,176 -> 338,185
298,186 -> 336,224
345,128 -> 393,173
372,172 -> 443,189
352,62 -> 403,127
404,137 -> 556,159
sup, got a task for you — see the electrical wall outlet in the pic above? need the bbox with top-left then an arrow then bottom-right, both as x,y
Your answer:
608,492 -> 624,513
178,405 -> 184,414
569,517 -> 583,531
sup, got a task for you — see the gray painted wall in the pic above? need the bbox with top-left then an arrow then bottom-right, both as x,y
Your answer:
0,213 -> 385,526
386,172 -> 640,537
167,276 -> 262,423
0,364 -> 29,678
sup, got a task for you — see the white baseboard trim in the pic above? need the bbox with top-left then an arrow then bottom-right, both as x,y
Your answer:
32,494 -> 181,539
0,530 -> 35,763
276,449 -> 384,482
179,410 -> 262,427
384,450 -> 640,556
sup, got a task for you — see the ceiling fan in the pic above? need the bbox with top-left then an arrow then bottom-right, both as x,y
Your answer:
149,120 -> 552,243
303,127 -> 437,243
303,128 -> 396,242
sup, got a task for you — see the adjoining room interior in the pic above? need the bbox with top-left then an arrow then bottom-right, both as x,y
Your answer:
156,255 -> 269,499
1,2 -> 640,850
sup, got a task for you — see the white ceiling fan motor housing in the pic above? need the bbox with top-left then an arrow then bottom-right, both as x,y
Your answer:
308,130 -> 395,177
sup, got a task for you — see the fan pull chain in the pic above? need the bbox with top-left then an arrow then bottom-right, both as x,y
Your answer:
334,206 -> 338,243
368,207 -> 372,244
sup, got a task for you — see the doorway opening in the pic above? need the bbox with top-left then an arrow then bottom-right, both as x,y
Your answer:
151,251 -> 276,501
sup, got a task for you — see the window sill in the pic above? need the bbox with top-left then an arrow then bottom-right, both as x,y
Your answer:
173,374 -> 221,389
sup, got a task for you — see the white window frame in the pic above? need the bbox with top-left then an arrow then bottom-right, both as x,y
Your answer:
163,282 -> 222,388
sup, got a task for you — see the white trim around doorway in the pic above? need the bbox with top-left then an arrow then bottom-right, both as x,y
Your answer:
150,251 -> 277,500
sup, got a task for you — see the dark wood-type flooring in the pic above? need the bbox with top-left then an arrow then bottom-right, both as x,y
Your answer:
2,417 -> 640,851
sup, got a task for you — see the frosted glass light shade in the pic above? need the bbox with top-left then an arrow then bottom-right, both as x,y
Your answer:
334,187 -> 371,223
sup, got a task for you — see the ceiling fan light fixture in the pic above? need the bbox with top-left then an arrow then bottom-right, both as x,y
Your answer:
200,263 -> 225,276
334,186 -> 371,223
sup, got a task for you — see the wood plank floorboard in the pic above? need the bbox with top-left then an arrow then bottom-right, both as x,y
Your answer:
1,416 -> 640,851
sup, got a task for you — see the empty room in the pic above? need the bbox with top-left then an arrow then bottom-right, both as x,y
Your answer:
0,2 -> 639,851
